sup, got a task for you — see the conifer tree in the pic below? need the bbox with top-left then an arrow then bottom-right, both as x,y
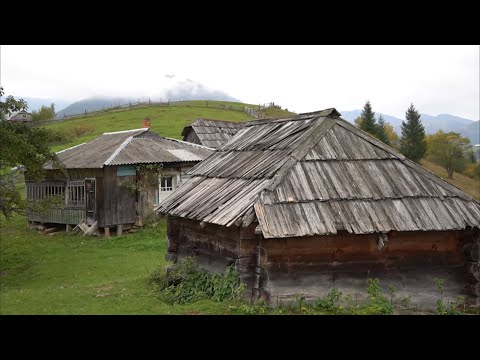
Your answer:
400,103 -> 427,162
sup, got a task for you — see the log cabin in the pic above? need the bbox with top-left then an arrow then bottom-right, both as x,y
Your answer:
26,126 -> 213,235
182,118 -> 244,148
156,108 -> 480,309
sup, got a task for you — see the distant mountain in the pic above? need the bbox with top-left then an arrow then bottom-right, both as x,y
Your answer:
339,110 -> 479,145
55,96 -> 135,119
461,121 -> 480,145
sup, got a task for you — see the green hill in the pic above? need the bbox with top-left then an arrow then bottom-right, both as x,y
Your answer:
44,100 -> 296,152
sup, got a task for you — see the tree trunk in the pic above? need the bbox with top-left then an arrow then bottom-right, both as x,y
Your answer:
447,166 -> 454,179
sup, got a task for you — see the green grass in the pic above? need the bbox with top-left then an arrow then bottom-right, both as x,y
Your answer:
0,215 -> 241,314
421,160 -> 480,201
45,102 -> 255,152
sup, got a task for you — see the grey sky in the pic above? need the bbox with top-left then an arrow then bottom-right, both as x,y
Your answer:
1,45 -> 478,119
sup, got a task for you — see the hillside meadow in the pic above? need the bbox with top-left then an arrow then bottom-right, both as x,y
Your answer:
1,102 -> 478,314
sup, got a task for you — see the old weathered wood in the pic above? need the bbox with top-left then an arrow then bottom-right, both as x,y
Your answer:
84,221 -> 98,236
66,224 -> 72,232
104,227 -> 110,238
463,242 -> 480,262
116,224 -> 123,237
157,108 -> 480,308
43,227 -> 58,234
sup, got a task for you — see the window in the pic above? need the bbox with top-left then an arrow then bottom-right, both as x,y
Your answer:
160,176 -> 173,191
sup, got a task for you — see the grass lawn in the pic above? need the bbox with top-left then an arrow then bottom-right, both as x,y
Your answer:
0,215 -> 240,315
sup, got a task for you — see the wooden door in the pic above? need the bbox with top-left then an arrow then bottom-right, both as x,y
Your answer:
85,178 -> 96,224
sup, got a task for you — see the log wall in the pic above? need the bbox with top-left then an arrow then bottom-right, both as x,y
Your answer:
166,216 -> 478,308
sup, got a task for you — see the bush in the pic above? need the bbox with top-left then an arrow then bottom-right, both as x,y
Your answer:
464,163 -> 480,179
314,288 -> 343,312
150,257 -> 245,305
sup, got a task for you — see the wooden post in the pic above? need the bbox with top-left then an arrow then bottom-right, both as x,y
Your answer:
116,225 -> 123,237
104,227 -> 110,238
66,224 -> 72,232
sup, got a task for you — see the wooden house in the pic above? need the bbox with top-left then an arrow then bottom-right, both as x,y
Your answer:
182,118 -> 244,148
157,109 -> 480,308
9,110 -> 33,123
26,127 -> 213,235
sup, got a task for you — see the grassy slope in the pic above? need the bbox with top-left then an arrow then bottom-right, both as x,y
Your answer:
0,215 -> 240,314
44,101 -> 296,152
45,102 -> 255,152
421,160 -> 480,201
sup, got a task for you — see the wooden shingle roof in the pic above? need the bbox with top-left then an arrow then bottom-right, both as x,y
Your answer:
45,128 -> 213,169
156,108 -> 480,238
182,118 -> 244,148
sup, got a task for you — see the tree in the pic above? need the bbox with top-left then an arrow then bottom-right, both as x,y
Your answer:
426,131 -> 471,178
359,101 -> 377,135
400,103 -> 427,162
0,89 -> 60,219
0,86 -> 27,120
384,123 -> 400,149
31,104 -> 56,121
375,115 -> 391,145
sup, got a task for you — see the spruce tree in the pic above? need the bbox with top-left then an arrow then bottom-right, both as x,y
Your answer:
359,100 -> 377,135
400,103 -> 427,162
375,115 -> 391,145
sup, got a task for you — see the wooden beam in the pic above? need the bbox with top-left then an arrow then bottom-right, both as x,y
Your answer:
104,227 -> 110,238
116,225 -> 123,237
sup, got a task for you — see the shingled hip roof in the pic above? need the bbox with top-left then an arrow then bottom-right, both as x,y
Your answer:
156,109 -> 480,238
45,128 -> 214,169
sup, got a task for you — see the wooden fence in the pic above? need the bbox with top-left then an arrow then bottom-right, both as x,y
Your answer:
31,100 -> 278,126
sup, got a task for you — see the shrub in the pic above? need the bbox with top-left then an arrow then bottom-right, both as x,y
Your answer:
314,288 -> 343,313
150,257 -> 245,305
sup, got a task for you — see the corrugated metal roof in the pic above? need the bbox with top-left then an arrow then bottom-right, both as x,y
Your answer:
182,118 -> 245,148
156,108 -> 480,238
45,128 -> 213,169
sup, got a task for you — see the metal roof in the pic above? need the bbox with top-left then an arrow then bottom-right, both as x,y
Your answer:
45,128 -> 213,169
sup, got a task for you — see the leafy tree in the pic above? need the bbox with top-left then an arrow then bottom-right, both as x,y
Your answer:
31,103 -> 56,121
426,131 -> 471,178
0,89 -> 60,219
400,103 -> 427,162
359,101 -> 377,135
0,86 -> 27,120
375,115 -> 391,145
384,123 -> 400,149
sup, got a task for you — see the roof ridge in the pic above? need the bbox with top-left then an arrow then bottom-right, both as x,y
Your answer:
265,117 -> 338,191
103,136 -> 133,166
55,142 -> 87,154
193,118 -> 245,125
103,128 -> 148,135
162,136 -> 215,150
335,119 -> 474,201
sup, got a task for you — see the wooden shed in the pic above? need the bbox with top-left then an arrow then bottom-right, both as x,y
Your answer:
157,108 -> 480,308
182,118 -> 244,148
26,127 -> 213,234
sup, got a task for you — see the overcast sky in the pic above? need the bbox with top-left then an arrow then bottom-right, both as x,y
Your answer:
1,45 -> 478,119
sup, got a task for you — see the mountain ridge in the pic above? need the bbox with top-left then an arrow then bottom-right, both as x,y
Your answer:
339,109 -> 479,144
